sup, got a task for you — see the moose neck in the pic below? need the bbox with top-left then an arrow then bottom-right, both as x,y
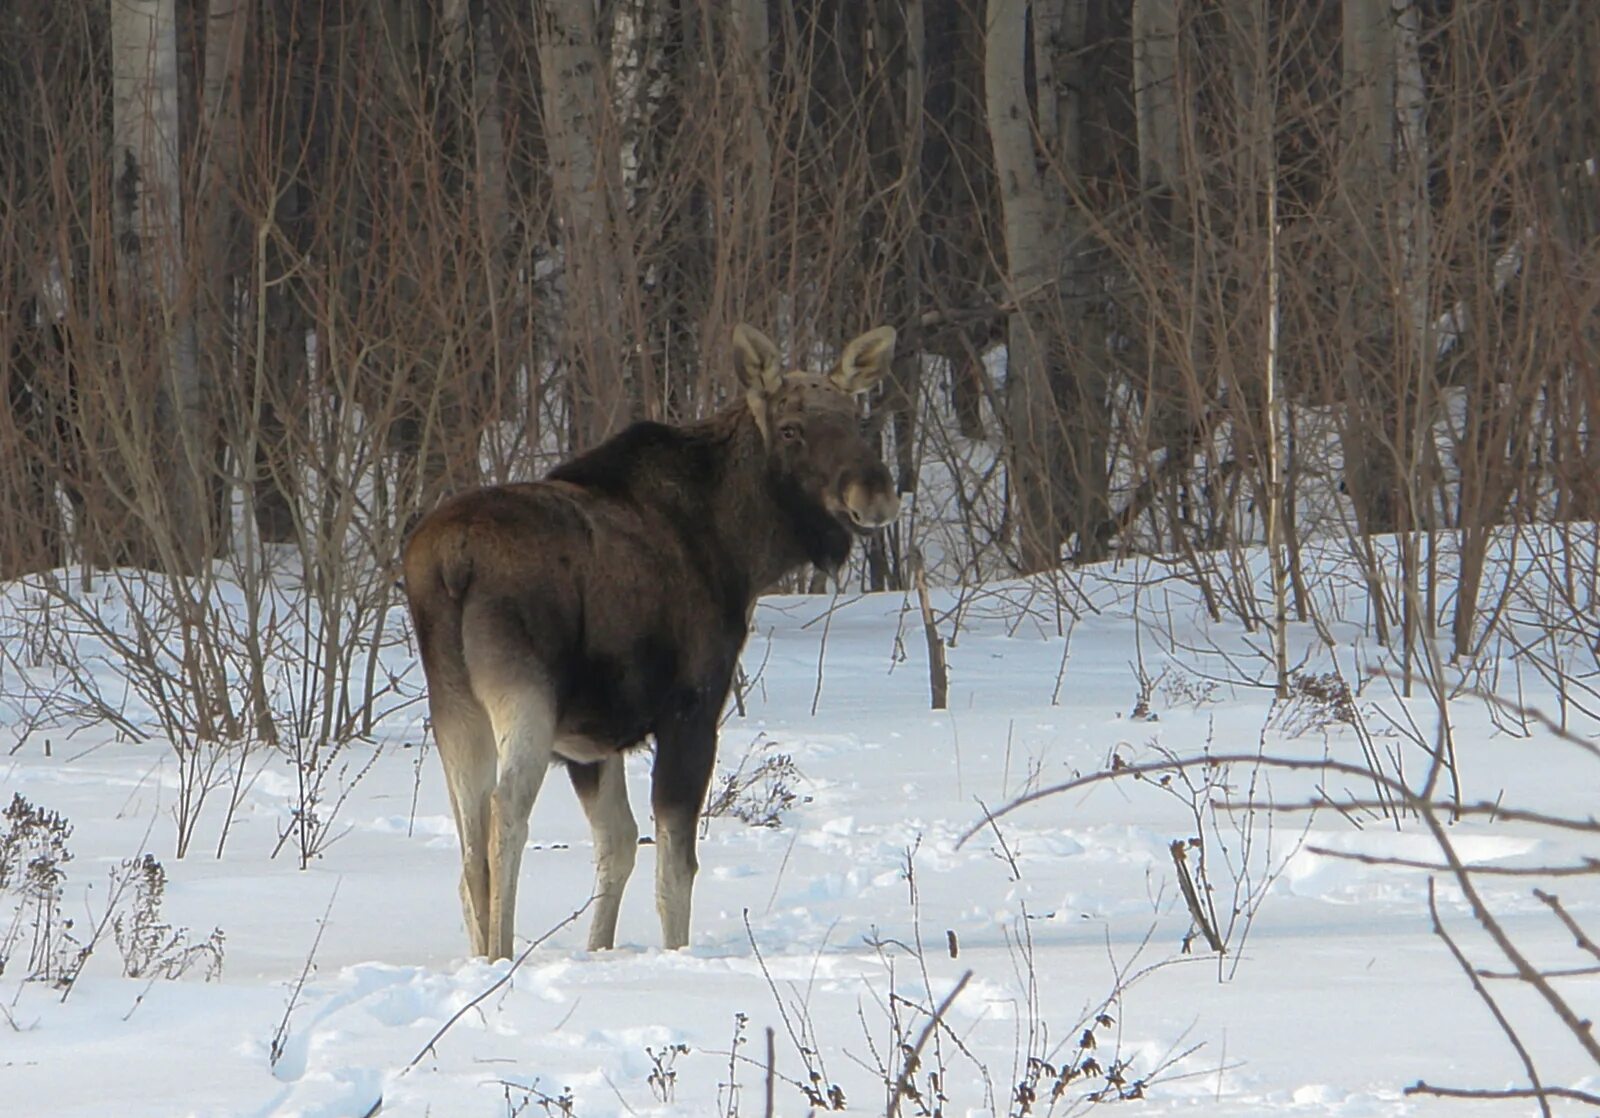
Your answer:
700,403 -> 853,598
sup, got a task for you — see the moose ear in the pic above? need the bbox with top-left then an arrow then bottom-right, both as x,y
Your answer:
732,323 -> 784,396
831,325 -> 897,394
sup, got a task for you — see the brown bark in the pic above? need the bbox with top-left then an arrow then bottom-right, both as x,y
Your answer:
197,0 -> 250,552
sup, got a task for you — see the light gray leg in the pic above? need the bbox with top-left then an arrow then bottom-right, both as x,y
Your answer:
432,695 -> 496,958
480,687 -> 556,962
570,756 -> 639,950
653,805 -> 698,950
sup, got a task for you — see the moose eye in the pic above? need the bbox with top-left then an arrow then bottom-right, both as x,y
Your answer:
779,423 -> 801,442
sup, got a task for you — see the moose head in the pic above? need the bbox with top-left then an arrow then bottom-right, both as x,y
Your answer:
732,323 -> 901,542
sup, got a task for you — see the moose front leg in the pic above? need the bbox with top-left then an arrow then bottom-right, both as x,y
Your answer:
650,713 -> 718,950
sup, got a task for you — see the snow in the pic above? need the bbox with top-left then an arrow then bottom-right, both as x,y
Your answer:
2,546 -> 1597,1116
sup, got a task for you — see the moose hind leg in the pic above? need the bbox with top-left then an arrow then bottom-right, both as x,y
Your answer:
432,695 -> 496,958
463,611 -> 561,961
479,684 -> 556,962
651,715 -> 718,950
569,755 -> 639,951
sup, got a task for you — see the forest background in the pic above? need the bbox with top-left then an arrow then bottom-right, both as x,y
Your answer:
3,0 -> 1594,619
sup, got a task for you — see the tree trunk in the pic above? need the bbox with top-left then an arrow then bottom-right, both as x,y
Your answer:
731,0 -> 774,251
988,0 -> 1059,572
1130,0 -> 1198,549
630,0 -> 709,422
1338,0 -> 1402,535
923,0 -> 997,442
111,0 -> 205,569
484,0 -> 555,461
536,0 -> 636,447
2,303 -> 66,576
988,0 -> 1109,572
472,5 -> 517,457
1132,0 -> 1182,219
198,0 -> 250,554
859,0 -> 924,590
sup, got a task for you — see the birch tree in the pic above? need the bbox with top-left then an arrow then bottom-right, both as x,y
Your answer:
987,0 -> 1058,571
111,0 -> 206,567
987,0 -> 1109,570
1132,0 -> 1182,222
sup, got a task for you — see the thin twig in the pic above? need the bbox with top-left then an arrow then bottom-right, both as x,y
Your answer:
1307,848 -> 1600,877
1170,841 -> 1225,954
1533,889 -> 1600,962
962,747 -> 1600,1069
1424,879 -> 1550,1118
1415,819 -> 1600,1067
1455,683 -> 1600,761
764,1026 -> 776,1118
810,583 -> 843,716
974,797 -> 1022,881
886,970 -> 971,1118
1477,964 -> 1600,980
956,752 -> 1599,845
914,557 -> 948,711
271,880 -> 341,1070
363,896 -> 594,1118
1406,1083 -> 1600,1106
59,807 -> 160,1003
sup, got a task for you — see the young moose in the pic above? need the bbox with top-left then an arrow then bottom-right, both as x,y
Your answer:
403,324 -> 899,959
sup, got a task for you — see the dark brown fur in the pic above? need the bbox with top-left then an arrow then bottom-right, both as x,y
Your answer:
403,324 -> 898,958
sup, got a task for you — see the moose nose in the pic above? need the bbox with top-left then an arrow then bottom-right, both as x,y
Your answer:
843,466 -> 900,529
848,500 -> 898,529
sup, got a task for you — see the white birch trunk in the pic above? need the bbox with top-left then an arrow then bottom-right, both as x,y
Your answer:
1132,0 -> 1182,200
201,0 -> 247,183
112,0 -> 205,562
200,0 -> 249,541
473,9 -> 510,395
439,0 -> 470,63
1264,176 -> 1289,697
112,0 -> 182,303
987,0 -> 1061,571
1392,0 -> 1431,348
1342,0 -> 1395,174
609,0 -> 651,200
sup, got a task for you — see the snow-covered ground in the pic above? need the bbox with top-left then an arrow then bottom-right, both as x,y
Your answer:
2,547 -> 1597,1116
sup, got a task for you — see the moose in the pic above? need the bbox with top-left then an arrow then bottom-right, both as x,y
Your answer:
402,324 -> 900,959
